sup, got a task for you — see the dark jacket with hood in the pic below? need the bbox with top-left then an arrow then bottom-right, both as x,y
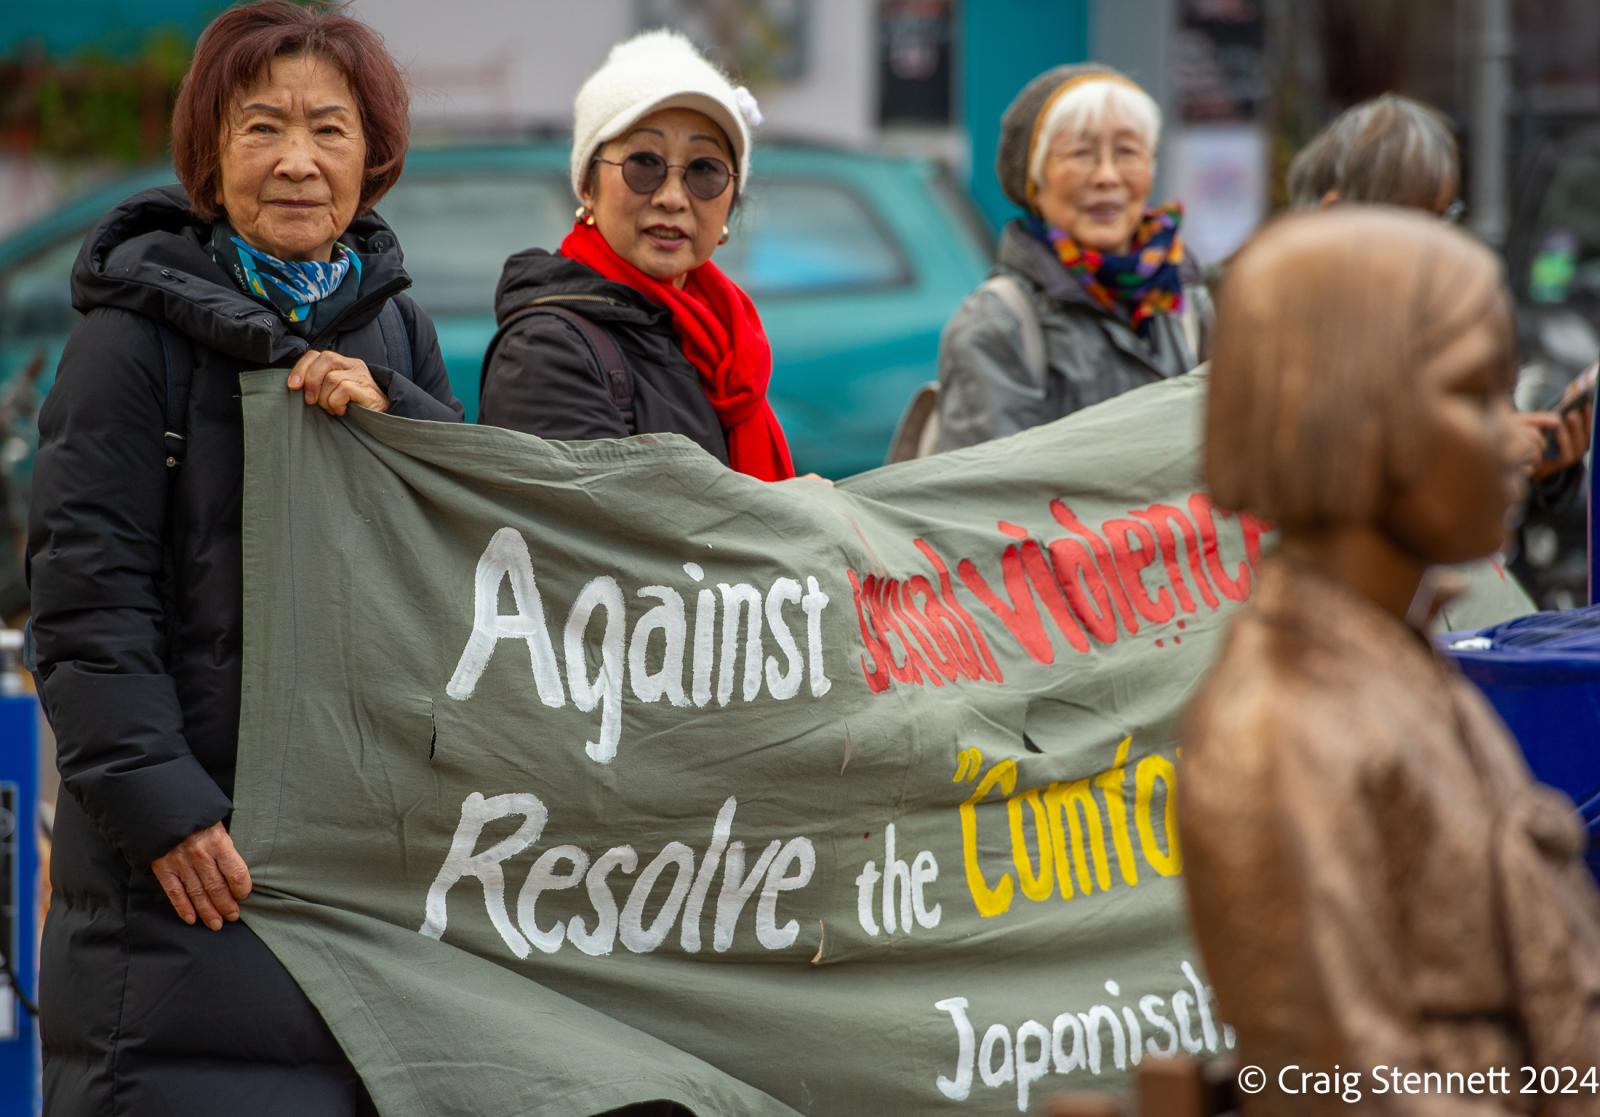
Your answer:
28,184 -> 462,1117
478,248 -> 729,463
934,220 -> 1211,452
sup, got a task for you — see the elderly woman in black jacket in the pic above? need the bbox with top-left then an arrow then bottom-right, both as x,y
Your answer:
27,3 -> 461,1114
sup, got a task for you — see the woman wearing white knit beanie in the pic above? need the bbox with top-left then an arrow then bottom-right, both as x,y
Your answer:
478,28 -> 794,481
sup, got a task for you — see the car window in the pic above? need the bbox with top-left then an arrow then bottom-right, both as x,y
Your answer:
375,169 -> 911,315
1525,148 -> 1600,304
376,173 -> 572,315
0,236 -> 81,340
721,179 -> 911,297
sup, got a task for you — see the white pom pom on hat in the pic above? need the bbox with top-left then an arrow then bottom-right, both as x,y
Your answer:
570,28 -> 761,201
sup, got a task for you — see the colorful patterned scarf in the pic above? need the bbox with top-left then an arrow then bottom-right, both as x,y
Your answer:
210,220 -> 362,335
1027,203 -> 1185,337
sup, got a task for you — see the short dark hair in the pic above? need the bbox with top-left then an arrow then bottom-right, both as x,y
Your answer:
171,0 -> 410,222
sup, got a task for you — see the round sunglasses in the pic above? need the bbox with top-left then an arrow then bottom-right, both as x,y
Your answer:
592,151 -> 737,201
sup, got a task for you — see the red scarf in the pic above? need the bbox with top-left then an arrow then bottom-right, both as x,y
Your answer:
559,221 -> 795,481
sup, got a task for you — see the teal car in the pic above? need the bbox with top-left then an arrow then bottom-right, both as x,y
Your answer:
0,140 -> 992,483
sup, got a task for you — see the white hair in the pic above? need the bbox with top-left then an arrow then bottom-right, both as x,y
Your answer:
1028,79 -> 1162,193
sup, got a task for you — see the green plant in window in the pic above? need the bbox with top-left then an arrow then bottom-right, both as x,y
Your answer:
2,29 -> 193,163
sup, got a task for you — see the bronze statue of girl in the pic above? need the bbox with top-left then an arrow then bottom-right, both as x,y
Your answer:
1180,207 -> 1600,1116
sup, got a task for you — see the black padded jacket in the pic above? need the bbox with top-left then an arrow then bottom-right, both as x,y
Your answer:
27,185 -> 462,1117
478,248 -> 730,464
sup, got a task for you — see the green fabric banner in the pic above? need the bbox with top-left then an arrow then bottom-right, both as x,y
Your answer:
232,369 -> 1530,1117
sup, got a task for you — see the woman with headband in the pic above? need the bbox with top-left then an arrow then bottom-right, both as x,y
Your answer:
478,30 -> 794,483
935,65 -> 1208,452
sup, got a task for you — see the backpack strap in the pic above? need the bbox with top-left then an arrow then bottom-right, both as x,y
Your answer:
158,297 -> 416,473
376,298 -> 414,382
481,299 -> 635,431
979,273 -> 1047,389
1178,280 -> 1212,368
155,322 -> 193,469
886,381 -> 941,464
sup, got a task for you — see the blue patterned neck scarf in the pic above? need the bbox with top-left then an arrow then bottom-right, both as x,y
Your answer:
210,220 -> 363,335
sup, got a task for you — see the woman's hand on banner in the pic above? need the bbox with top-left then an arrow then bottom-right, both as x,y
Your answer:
150,821 -> 254,931
288,350 -> 391,417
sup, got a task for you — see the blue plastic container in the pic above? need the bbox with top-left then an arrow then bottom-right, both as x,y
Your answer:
1445,607 -> 1600,883
0,688 -> 40,1115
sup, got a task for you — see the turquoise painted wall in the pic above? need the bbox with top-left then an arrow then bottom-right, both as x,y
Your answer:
2,2 -> 223,57
960,0 -> 1091,234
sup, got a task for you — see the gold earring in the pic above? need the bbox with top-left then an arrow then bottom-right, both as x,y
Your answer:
718,224 -> 730,245
575,204 -> 596,227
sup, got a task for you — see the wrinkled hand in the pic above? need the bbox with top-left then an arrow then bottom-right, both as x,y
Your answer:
151,821 -> 252,931
287,350 -> 390,417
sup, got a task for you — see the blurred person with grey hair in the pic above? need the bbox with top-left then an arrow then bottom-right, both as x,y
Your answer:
933,64 -> 1210,452
1286,93 -> 1461,214
1285,92 -> 1592,493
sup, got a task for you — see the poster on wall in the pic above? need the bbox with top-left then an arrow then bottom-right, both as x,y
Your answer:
1174,0 -> 1267,124
635,0 -> 809,83
1169,124 -> 1269,265
878,0 -> 953,126
1171,0 -> 1268,263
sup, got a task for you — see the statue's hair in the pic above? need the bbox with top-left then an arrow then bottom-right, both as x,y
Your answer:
1286,93 -> 1458,210
1205,208 -> 1508,531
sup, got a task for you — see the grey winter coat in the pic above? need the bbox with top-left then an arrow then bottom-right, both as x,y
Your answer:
934,220 -> 1210,452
